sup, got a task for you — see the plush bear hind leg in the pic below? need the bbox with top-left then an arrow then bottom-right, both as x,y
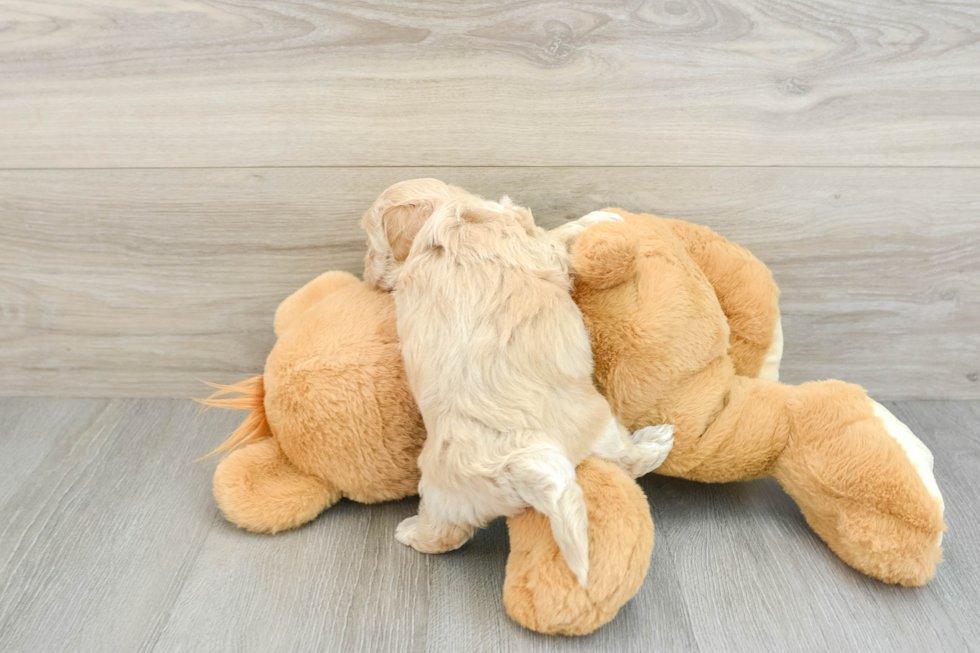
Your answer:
213,437 -> 341,534
200,376 -> 342,533
665,376 -> 945,586
773,381 -> 945,586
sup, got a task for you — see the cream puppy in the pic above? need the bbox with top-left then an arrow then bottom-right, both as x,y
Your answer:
361,180 -> 673,587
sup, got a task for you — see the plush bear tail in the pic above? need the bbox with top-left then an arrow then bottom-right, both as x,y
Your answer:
197,375 -> 341,533
195,376 -> 271,458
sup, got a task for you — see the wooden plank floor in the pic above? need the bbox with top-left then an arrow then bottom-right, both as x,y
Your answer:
0,398 -> 976,653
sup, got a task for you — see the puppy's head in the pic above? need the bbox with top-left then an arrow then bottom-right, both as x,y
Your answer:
360,178 -> 468,290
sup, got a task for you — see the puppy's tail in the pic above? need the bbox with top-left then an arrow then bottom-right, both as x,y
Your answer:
194,376 -> 271,459
506,446 -> 591,587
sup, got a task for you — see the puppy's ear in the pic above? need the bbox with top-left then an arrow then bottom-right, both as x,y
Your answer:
510,205 -> 536,232
384,202 -> 433,262
457,199 -> 535,231
453,200 -> 500,225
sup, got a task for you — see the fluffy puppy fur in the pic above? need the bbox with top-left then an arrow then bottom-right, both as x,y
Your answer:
361,180 -> 673,587
361,178 -> 470,291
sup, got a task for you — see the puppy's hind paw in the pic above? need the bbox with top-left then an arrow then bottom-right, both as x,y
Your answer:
630,424 -> 674,474
396,514 -> 472,554
632,424 -> 674,447
395,515 -> 420,548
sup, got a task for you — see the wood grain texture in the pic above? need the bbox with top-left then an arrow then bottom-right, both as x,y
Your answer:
0,399 -> 231,653
0,398 -> 105,507
0,399 -> 976,652
153,498 -> 433,653
1,0 -> 979,168
887,401 -> 980,647
1,167 -> 977,398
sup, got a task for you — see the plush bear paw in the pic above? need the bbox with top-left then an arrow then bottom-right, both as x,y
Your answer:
570,218 -> 641,290
578,210 -> 624,227
551,211 -> 624,251
503,458 -> 654,636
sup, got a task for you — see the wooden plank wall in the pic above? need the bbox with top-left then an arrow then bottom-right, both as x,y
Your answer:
0,1 -> 978,398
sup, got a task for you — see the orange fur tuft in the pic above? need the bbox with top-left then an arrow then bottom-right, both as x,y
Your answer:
195,376 -> 270,458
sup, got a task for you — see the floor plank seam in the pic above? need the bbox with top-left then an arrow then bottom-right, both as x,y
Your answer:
0,402 -> 118,620
649,507 -> 703,653
4,165 -> 980,172
0,400 -> 109,515
141,507 -> 222,653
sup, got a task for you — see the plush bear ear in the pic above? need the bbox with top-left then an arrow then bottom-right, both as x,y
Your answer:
571,220 -> 641,290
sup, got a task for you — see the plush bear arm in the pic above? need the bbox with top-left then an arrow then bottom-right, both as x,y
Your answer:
273,271 -> 361,337
772,380 -> 945,586
663,219 -> 782,379
549,211 -> 625,253
569,219 -> 641,291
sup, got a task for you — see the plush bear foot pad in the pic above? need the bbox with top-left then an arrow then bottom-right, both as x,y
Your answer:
213,438 -> 341,534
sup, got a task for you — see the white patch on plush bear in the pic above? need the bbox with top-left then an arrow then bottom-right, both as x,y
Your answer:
579,211 -> 623,225
870,400 -> 945,545
757,310 -> 783,382
550,211 -> 625,252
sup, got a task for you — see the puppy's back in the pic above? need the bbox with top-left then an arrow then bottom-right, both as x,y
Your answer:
396,198 -> 607,454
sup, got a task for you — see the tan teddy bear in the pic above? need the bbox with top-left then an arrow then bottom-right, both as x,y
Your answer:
203,269 -> 653,635
571,210 -> 944,587
201,201 -> 944,635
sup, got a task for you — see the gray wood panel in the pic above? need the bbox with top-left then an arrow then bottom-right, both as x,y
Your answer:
152,498 -> 433,653
0,399 -> 232,653
148,399 -> 980,653
887,401 -> 980,647
2,167 -> 977,399
1,1 -> 978,168
0,398 -> 105,508
0,399 -> 975,652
